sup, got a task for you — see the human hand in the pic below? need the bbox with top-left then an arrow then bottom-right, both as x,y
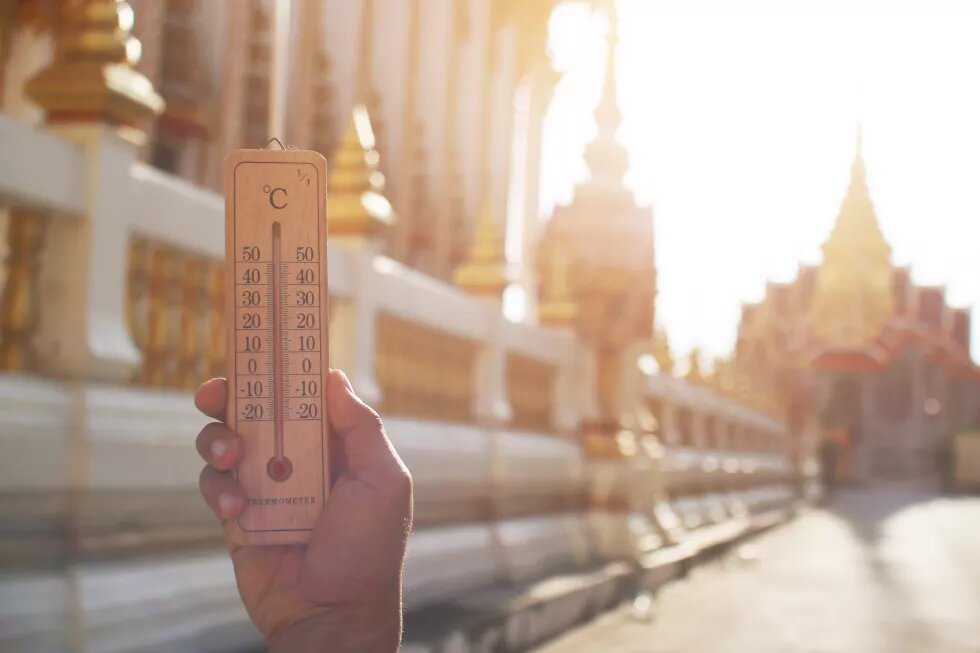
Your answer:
194,370 -> 412,653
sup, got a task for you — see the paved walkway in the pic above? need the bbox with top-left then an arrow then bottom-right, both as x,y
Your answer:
535,486 -> 980,653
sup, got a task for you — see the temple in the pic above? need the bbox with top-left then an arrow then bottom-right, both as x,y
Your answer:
0,0 -> 958,650
735,127 -> 980,480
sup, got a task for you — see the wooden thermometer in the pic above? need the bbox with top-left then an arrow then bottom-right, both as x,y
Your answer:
224,148 -> 329,545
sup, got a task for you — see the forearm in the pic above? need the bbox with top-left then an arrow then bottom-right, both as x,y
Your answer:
268,604 -> 402,653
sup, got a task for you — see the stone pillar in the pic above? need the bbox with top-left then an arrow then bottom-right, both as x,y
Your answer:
328,246 -> 382,407
433,0 -> 465,280
25,0 -> 164,382
392,0 -> 429,268
460,1 -> 518,284
208,0 -> 251,188
287,0 -> 326,150
519,61 -> 559,321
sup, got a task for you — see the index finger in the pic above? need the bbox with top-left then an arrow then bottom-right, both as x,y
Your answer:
195,378 -> 228,421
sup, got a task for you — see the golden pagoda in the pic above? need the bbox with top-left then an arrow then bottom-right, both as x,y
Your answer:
810,127 -> 894,348
734,124 -> 980,480
327,105 -> 396,239
25,0 -> 164,141
536,0 -> 656,435
453,200 -> 513,299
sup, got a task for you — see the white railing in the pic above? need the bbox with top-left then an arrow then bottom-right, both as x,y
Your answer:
1,114 -> 85,216
0,115 -> 799,653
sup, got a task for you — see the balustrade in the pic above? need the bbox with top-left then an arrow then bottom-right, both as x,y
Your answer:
506,352 -> 556,433
375,313 -> 478,423
0,122 -> 800,653
0,209 -> 46,371
127,237 -> 225,390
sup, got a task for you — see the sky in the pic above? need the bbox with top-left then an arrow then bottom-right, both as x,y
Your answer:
539,0 -> 980,366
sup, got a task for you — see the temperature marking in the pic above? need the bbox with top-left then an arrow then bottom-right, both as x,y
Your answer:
268,222 -> 292,482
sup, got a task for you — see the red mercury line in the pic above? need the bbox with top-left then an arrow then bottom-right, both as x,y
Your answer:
272,221 -> 285,464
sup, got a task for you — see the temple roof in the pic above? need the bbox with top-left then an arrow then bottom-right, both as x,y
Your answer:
735,125 -> 978,380
821,126 -> 891,263
809,125 -> 895,348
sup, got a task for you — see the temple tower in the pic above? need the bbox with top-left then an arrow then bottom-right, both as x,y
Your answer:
810,126 -> 894,348
537,0 -> 656,436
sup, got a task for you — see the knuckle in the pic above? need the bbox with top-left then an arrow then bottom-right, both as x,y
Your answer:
385,464 -> 413,497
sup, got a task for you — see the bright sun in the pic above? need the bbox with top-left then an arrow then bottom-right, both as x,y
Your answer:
542,0 -> 980,365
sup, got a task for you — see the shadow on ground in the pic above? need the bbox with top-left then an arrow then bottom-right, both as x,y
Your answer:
824,481 -> 938,544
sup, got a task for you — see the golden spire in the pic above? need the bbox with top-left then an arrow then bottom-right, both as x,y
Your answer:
534,0 -> 655,356
453,200 -> 512,298
583,0 -> 628,184
811,124 -> 894,347
327,105 -> 395,239
26,0 -> 163,141
651,326 -> 674,375
708,357 -> 736,396
685,348 -> 704,384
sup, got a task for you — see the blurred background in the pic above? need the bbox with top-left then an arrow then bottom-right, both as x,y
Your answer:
0,0 -> 978,652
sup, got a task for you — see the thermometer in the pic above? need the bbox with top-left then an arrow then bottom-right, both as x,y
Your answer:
224,148 -> 329,545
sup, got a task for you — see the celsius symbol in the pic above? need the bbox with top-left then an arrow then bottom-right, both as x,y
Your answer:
263,184 -> 288,210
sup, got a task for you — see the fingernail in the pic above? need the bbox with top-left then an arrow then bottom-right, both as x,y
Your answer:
211,438 -> 229,460
218,493 -> 241,516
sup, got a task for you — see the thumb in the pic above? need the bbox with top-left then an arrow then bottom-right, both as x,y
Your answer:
326,370 -> 406,480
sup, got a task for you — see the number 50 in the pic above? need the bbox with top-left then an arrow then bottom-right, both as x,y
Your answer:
296,246 -> 314,261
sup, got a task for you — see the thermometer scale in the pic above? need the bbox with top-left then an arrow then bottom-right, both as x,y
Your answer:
224,148 -> 329,545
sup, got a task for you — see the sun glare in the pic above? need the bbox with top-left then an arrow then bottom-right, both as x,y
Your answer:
543,0 -> 980,363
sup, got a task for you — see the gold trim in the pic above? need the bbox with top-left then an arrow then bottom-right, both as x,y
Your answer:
453,200 -> 512,298
25,0 -> 163,139
0,211 -> 46,371
327,106 -> 396,239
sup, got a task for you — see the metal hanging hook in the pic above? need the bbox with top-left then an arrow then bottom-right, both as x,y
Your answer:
263,137 -> 288,150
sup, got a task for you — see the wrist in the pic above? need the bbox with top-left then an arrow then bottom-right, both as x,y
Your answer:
268,603 -> 402,653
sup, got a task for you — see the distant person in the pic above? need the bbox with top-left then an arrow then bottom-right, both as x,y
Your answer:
819,437 -> 839,497
194,371 -> 412,653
